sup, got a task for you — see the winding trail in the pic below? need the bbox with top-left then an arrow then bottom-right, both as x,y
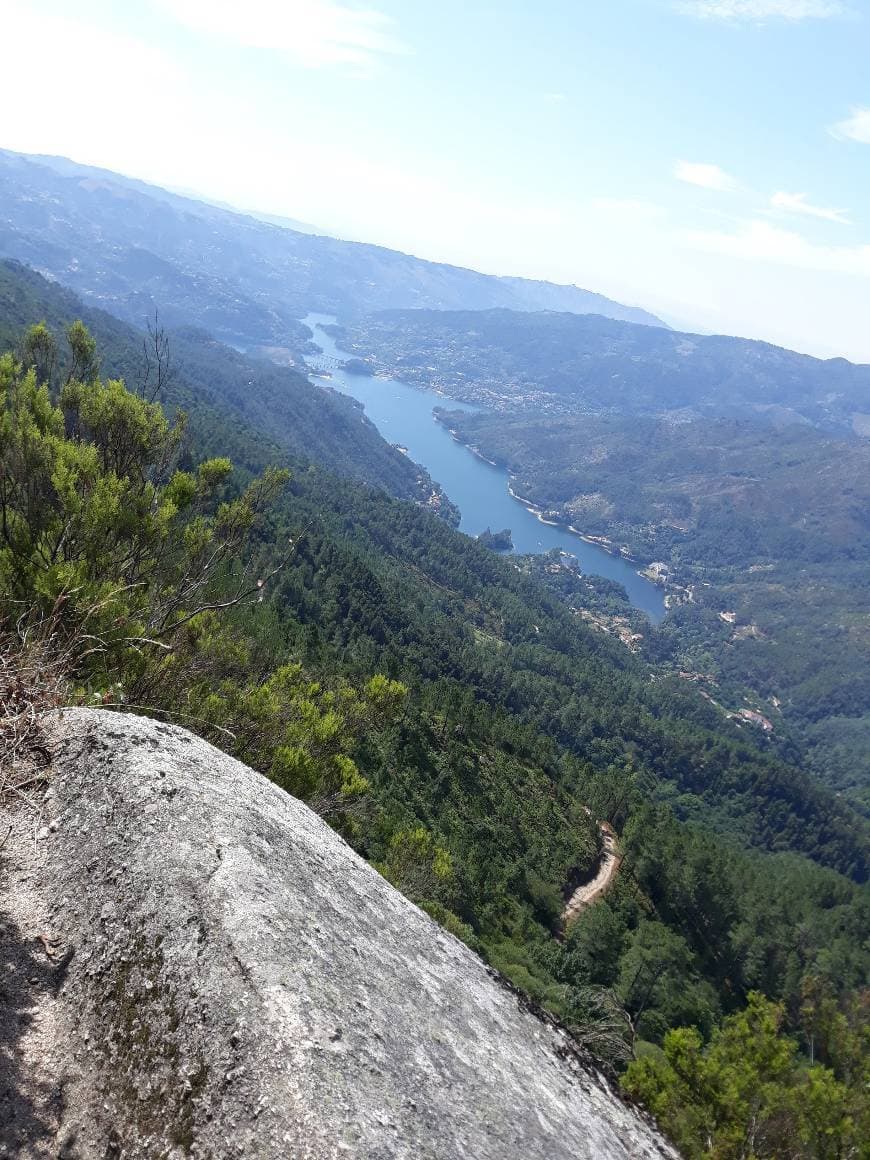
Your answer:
563,822 -> 623,927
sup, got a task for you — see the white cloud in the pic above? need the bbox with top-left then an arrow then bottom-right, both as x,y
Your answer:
830,106 -> 870,143
679,0 -> 849,20
674,160 -> 738,191
154,0 -> 405,69
771,191 -> 851,225
684,218 -> 870,276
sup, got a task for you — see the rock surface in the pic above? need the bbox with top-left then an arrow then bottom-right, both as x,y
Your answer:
1,708 -> 678,1158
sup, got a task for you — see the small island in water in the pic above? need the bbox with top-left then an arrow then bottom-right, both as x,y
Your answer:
477,527 -> 514,551
344,357 -> 375,376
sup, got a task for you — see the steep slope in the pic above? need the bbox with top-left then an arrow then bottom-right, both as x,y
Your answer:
268,470 -> 869,881
2,274 -> 866,1097
0,260 -> 445,507
1,708 -> 676,1160
0,149 -> 665,346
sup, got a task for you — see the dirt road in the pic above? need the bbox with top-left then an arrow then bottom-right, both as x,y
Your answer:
563,822 -> 622,927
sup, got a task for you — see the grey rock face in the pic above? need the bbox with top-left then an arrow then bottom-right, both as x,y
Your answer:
10,709 -> 678,1159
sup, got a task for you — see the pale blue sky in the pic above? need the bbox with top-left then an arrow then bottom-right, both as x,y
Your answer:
2,0 -> 870,357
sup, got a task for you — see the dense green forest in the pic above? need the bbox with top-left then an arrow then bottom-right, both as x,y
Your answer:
439,408 -> 870,814
328,309 -> 870,814
2,268 -> 867,1156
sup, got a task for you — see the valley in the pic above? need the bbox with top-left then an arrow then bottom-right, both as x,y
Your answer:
0,145 -> 867,1159
327,308 -> 870,814
303,313 -> 666,620
335,308 -> 870,432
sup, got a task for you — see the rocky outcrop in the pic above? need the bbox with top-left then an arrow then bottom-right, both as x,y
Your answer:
1,709 -> 678,1159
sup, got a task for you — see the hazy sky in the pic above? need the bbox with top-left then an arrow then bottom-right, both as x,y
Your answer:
3,0 -> 870,358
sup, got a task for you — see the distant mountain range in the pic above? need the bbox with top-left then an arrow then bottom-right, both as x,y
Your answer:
0,149 -> 664,349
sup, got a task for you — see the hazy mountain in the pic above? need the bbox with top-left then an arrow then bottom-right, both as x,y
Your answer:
243,207 -> 324,234
0,149 -> 664,351
337,307 -> 870,433
19,153 -> 323,235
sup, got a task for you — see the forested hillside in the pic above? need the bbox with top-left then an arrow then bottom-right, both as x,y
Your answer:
2,270 -> 867,1156
3,287 -> 867,1150
436,412 -> 870,559
440,408 -> 870,813
337,308 -> 870,433
8,0 -> 870,1149
324,304 -> 869,812
0,260 -> 453,513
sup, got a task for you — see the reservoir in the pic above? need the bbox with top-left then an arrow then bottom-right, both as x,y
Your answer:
303,314 -> 665,622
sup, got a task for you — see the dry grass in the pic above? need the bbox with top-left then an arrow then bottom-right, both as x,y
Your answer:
0,586 -> 141,804
0,602 -> 74,803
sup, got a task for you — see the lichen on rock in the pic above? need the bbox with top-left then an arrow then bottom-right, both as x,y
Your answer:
2,708 -> 677,1159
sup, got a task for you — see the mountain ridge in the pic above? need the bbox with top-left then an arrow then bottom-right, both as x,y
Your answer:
0,148 -> 666,346
0,259 -> 454,512
335,307 -> 870,433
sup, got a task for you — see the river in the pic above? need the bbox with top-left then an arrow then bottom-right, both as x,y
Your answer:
302,313 -> 665,622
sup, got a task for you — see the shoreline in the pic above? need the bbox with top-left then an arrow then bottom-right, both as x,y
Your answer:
452,435 -> 498,468
308,324 -> 666,616
435,422 -> 658,578
505,484 -> 643,564
506,484 -> 562,527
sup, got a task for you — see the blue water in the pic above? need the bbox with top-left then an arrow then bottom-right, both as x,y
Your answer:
303,313 -> 665,622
